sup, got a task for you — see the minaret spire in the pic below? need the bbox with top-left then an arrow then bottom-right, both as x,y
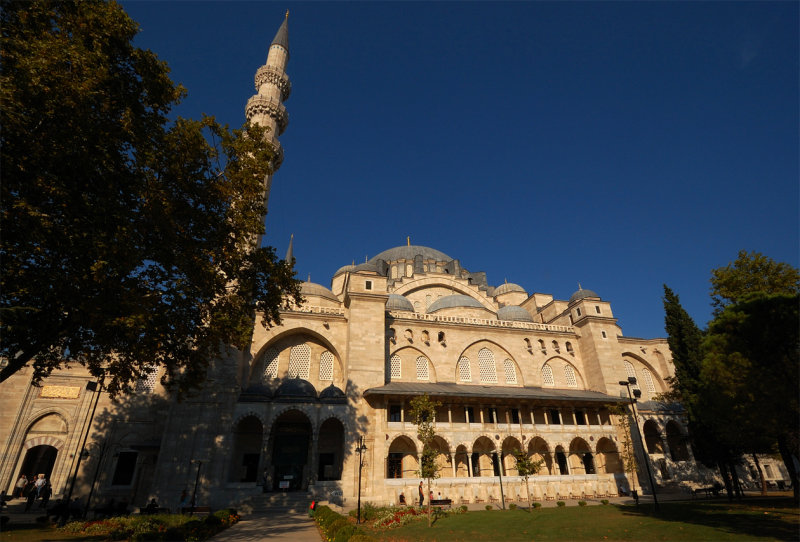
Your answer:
245,12 -> 292,215
285,233 -> 294,264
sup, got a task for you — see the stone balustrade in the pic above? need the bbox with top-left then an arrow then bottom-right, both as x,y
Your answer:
388,310 -> 573,333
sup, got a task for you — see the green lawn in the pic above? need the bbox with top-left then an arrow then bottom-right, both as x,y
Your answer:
363,499 -> 799,542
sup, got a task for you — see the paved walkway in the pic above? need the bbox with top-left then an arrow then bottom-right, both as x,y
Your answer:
208,509 -> 320,542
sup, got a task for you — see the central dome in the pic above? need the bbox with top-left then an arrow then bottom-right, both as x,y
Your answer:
369,245 -> 452,263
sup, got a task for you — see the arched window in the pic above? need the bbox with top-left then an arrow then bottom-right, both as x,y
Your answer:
565,342 -> 574,354
641,368 -> 656,393
416,356 -> 429,381
390,354 -> 401,380
263,348 -> 279,380
319,351 -> 334,381
623,360 -> 639,389
503,359 -> 517,384
135,367 -> 158,393
288,344 -> 310,379
564,365 -> 577,388
542,365 -> 554,386
457,357 -> 471,382
552,340 -> 560,352
538,339 -> 546,352
478,348 -> 497,383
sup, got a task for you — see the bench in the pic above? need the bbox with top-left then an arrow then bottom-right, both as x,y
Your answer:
181,506 -> 211,515
693,486 -> 722,498
430,499 -> 452,508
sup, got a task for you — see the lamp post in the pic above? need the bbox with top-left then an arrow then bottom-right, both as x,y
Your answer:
619,377 -> 659,511
494,449 -> 506,509
82,439 -> 109,518
355,437 -> 367,524
64,378 -> 103,516
190,460 -> 203,516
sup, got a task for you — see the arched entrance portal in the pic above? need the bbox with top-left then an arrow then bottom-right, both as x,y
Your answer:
19,445 -> 58,481
270,410 -> 312,490
317,418 -> 344,481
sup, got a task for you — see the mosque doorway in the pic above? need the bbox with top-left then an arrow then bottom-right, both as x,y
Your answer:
270,410 -> 312,490
19,445 -> 58,481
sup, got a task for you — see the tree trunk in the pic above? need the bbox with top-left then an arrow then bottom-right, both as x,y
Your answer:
525,478 -> 531,512
729,460 -> 743,500
426,478 -> 431,526
752,454 -> 767,496
776,434 -> 800,504
718,461 -> 733,501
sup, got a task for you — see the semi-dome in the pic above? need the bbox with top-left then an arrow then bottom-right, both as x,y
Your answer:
569,287 -> 600,303
497,305 -> 534,322
493,282 -> 527,297
427,294 -> 486,313
386,294 -> 414,312
275,379 -> 317,399
369,245 -> 452,263
319,383 -> 346,403
300,281 -> 339,303
333,264 -> 355,276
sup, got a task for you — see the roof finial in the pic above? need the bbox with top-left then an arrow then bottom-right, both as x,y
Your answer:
307,273 -> 311,282
578,281 -> 582,290
285,233 -> 294,264
407,236 -> 411,246
285,9 -> 289,19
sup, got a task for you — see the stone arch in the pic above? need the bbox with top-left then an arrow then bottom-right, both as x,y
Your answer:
251,328 -> 345,386
568,437 -> 594,474
387,435 -> 419,479
23,435 -> 65,450
501,357 -> 524,386
458,340 -> 517,385
665,420 -> 689,461
232,410 -> 268,430
266,405 -> 314,433
392,276 -> 496,312
541,356 -> 585,389
620,352 -> 666,391
229,415 -> 263,483
389,346 -> 433,383
454,443 -> 471,477
317,417 -> 345,481
501,436 -> 522,475
528,436 -> 553,474
25,408 -> 71,435
471,436 -> 497,477
430,435 -> 451,477
268,409 -> 313,490
554,444 -> 569,475
643,419 -> 663,454
596,437 -> 622,474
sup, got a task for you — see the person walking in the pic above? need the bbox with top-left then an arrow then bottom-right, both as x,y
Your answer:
418,481 -> 424,506
39,482 -> 52,509
13,475 -> 27,498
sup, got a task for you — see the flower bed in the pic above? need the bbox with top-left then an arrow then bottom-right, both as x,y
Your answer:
58,509 -> 240,541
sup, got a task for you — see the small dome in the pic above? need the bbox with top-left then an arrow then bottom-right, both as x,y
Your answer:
333,264 -> 355,276
494,283 -> 527,297
569,287 -> 600,303
386,294 -> 414,312
427,294 -> 486,313
240,383 -> 273,401
300,281 -> 339,303
497,305 -> 533,322
352,261 -> 379,273
369,245 -> 452,263
275,379 -> 317,399
319,383 -> 346,403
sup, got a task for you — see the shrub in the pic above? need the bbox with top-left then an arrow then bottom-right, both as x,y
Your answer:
485,504 -> 493,510
349,535 -> 377,542
459,505 -> 468,513
334,524 -> 357,542
578,501 -> 587,507
601,499 -> 609,505
509,503 -> 517,510
326,518 -> 350,538
532,502 -> 542,509
557,501 -> 566,507
205,514 -> 223,527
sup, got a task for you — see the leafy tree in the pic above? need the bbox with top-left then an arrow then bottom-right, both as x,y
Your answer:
710,250 -> 799,314
512,450 -> 543,511
0,0 -> 301,397
609,403 -> 639,492
409,394 -> 441,526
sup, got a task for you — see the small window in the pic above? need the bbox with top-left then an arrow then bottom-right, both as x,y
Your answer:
575,411 -> 586,425
415,356 -> 429,381
263,348 -> 279,380
288,344 -> 310,379
111,451 -> 138,485
389,404 -> 402,422
486,407 -> 498,424
438,331 -> 445,343
595,305 -> 601,314
538,339 -> 546,353
765,464 -> 775,478
465,406 -> 475,423
565,342 -> 574,354
542,365 -> 554,386
135,367 -> 158,394
365,280 -> 373,290
642,368 -> 656,393
549,409 -> 561,425
601,331 -> 607,339
564,365 -> 578,388
390,354 -> 401,379
510,408 -> 520,424
478,348 -> 497,383
319,351 -> 334,381
576,308 -> 582,317
458,357 -> 472,382
503,359 -> 517,384
552,340 -> 560,352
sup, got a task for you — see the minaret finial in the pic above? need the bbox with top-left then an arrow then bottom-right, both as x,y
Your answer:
285,233 -> 294,264
285,9 -> 289,19
578,281 -> 582,290
407,236 -> 410,246
307,273 -> 311,282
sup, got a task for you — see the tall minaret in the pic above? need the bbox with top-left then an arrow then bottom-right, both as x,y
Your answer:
245,10 -> 291,211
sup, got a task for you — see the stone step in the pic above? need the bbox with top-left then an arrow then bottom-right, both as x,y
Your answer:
238,491 -> 314,514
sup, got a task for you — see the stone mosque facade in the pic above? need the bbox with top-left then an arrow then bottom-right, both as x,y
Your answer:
1,14 -> 786,512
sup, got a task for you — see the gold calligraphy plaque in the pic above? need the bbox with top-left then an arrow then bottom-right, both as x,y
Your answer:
40,386 -> 81,399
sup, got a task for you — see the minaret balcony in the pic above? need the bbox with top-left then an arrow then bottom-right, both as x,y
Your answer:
255,65 -> 291,101
268,136 -> 284,169
245,95 -> 289,135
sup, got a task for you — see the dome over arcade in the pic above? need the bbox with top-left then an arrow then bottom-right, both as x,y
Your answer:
369,245 -> 452,263
569,287 -> 600,303
275,379 -> 317,399
386,294 -> 414,312
319,383 -> 346,403
493,282 -> 527,297
300,281 -> 339,303
427,294 -> 485,314
497,305 -> 534,322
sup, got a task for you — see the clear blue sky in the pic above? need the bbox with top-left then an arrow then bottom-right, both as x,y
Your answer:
123,1 -> 798,339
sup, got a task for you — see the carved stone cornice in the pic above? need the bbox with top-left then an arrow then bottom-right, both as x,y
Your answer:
245,95 -> 289,135
254,65 -> 291,101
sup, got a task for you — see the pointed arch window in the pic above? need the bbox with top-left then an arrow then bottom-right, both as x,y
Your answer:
478,348 -> 497,383
457,357 -> 472,382
390,354 -> 401,380
319,351 -> 334,381
135,367 -> 158,394
641,368 -> 656,393
542,364 -> 554,386
503,359 -> 517,384
416,356 -> 430,381
564,365 -> 578,388
623,360 -> 639,389
263,348 -> 279,380
288,344 -> 310,379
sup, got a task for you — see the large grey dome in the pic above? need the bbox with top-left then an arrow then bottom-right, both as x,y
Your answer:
386,294 -> 414,312
369,245 -> 452,263
497,305 -> 533,322
569,287 -> 600,303
428,294 -> 486,313
494,283 -> 527,296
300,281 -> 339,303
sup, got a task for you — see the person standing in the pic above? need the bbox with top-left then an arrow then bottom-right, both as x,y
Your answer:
418,481 -> 424,506
34,474 -> 46,496
13,475 -> 27,498
39,482 -> 52,509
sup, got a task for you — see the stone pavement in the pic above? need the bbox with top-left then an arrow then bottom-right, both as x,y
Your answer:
208,509 -> 320,542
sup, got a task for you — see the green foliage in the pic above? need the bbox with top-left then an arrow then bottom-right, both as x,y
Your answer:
662,285 -> 704,404
409,393 -> 442,526
333,524 -> 357,542
710,250 -> 800,314
459,505 -> 468,513
0,0 -> 301,396
486,504 -> 493,510
348,535 -> 377,542
578,500 -> 587,506
557,501 -> 566,507
608,403 -> 638,481
58,511 -> 239,541
512,449 -> 544,508
533,502 -> 542,509
509,503 -> 517,510
601,499 -> 609,505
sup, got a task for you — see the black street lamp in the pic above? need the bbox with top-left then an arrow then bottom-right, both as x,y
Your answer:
190,460 -> 203,516
82,439 -> 109,518
63,378 -> 103,523
355,437 -> 367,524
619,377 -> 660,511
